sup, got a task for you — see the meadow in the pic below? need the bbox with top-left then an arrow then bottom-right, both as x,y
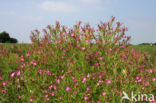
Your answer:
0,17 -> 155,103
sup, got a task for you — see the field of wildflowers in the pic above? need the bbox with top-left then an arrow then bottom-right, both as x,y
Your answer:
0,17 -> 155,103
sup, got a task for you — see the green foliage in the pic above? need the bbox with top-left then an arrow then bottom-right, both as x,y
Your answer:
0,31 -> 18,43
0,32 -> 10,43
0,17 -> 155,103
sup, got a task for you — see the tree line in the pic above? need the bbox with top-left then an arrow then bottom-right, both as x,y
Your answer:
0,31 -> 18,43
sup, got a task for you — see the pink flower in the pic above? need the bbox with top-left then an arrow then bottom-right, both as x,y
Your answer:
84,96 -> 89,100
72,77 -> 77,82
21,57 -> 24,62
45,94 -> 48,98
43,70 -> 47,73
0,77 -> 2,81
17,84 -> 20,88
137,79 -> 142,82
77,44 -> 80,47
1,89 -> 6,94
17,78 -> 20,82
60,75 -> 65,79
82,33 -> 86,36
2,82 -> 6,87
101,62 -> 105,65
112,65 -> 115,68
33,62 -> 37,66
76,37 -> 80,41
97,80 -> 103,86
30,34 -> 33,38
92,77 -> 95,80
79,21 -> 82,24
66,33 -> 69,36
38,69 -> 42,74
94,62 -> 99,66
50,92 -> 55,96
56,21 -> 60,25
42,29 -> 46,33
31,61 -> 34,65
142,86 -> 145,91
86,87 -> 90,91
16,71 -> 21,76
81,47 -> 85,50
74,83 -> 78,87
49,85 -> 53,89
11,72 -> 15,78
46,97 -> 50,101
56,79 -> 60,84
52,85 -> 57,90
86,39 -> 90,43
149,69 -> 153,73
82,77 -> 87,83
106,79 -> 111,84
125,27 -> 128,31
19,96 -> 21,99
96,41 -> 99,44
87,74 -> 90,78
99,74 -> 102,79
11,45 -> 14,49
86,23 -> 89,25
29,98 -> 33,102
86,87 -> 92,93
71,33 -> 74,37
145,81 -> 149,86
68,70 -> 72,74
86,56 -> 90,60
74,90 -> 77,94
58,40 -> 61,43
21,65 -> 24,68
152,77 -> 156,82
102,92 -> 106,96
60,96 -> 62,100
101,25 -> 105,28
136,76 -> 140,80
21,77 -> 23,80
109,48 -> 112,51
26,53 -> 30,56
65,86 -> 72,92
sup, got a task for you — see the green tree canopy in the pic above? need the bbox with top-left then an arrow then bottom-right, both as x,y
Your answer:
0,31 -> 18,43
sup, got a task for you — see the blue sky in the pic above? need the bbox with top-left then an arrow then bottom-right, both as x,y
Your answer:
0,0 -> 156,44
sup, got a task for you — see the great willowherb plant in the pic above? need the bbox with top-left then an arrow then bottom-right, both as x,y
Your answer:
0,17 -> 155,103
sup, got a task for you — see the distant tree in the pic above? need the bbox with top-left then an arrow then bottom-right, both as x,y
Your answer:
9,38 -> 18,43
0,31 -> 10,43
0,31 -> 18,43
139,43 -> 156,45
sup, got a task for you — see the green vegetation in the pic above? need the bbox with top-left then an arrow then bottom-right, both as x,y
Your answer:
0,17 -> 155,102
130,45 -> 156,66
0,31 -> 18,43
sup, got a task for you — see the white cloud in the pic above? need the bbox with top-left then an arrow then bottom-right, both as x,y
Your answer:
40,1 -> 78,13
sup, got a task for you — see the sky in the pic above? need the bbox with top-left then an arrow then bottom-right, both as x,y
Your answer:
0,0 -> 156,44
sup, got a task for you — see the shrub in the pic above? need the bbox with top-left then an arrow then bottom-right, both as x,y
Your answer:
0,17 -> 155,103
